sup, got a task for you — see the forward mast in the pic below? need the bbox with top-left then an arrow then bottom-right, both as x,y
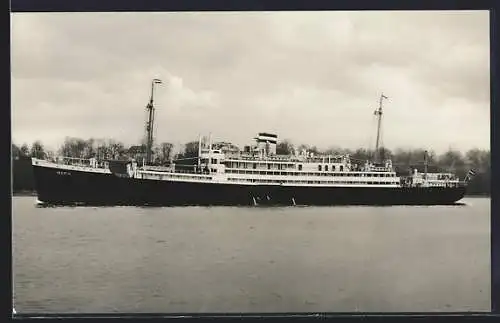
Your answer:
145,78 -> 163,165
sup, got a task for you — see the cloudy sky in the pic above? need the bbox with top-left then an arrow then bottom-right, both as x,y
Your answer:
11,11 -> 490,154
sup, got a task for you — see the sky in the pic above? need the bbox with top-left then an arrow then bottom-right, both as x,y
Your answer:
11,10 -> 490,154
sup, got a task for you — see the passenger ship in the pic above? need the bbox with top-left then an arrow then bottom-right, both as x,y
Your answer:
31,81 -> 472,206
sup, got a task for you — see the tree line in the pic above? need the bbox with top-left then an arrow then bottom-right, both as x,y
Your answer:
275,140 -> 490,195
12,137 -> 490,196
13,137 -> 175,165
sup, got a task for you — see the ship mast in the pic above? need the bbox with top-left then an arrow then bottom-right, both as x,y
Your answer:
198,134 -> 202,167
424,150 -> 428,179
373,93 -> 388,163
145,78 -> 162,165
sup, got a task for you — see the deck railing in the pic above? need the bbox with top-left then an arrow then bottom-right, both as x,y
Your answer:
51,156 -> 109,169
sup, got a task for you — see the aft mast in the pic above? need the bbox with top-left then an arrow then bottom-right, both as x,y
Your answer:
373,93 -> 388,163
198,134 -> 202,167
145,78 -> 163,165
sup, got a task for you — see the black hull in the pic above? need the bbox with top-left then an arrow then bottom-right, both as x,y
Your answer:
32,165 -> 467,207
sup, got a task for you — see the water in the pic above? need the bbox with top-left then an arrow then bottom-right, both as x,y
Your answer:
12,196 -> 490,313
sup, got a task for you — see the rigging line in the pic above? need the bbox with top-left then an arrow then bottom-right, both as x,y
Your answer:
368,113 -> 375,152
379,121 -> 384,158
369,112 -> 378,158
365,114 -> 374,158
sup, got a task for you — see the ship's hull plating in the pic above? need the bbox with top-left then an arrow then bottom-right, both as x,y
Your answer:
32,165 -> 467,206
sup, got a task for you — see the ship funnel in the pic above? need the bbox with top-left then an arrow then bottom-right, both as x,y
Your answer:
256,132 -> 277,155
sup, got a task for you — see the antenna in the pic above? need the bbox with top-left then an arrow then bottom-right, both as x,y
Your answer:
374,93 -> 388,163
198,134 -> 202,167
145,78 -> 163,165
424,150 -> 428,180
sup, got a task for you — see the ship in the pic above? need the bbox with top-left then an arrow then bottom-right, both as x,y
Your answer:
31,79 -> 474,206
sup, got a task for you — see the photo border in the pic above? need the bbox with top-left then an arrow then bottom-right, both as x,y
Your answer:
7,0 -> 499,320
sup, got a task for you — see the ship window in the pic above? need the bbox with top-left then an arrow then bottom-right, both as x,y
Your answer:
253,163 -> 257,169
298,164 -> 303,171
268,164 -> 271,170
340,165 -> 344,172
318,165 -> 322,171
325,165 -> 329,171
331,165 -> 335,171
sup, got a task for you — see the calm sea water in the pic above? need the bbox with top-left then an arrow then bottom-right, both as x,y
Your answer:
12,196 -> 490,313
